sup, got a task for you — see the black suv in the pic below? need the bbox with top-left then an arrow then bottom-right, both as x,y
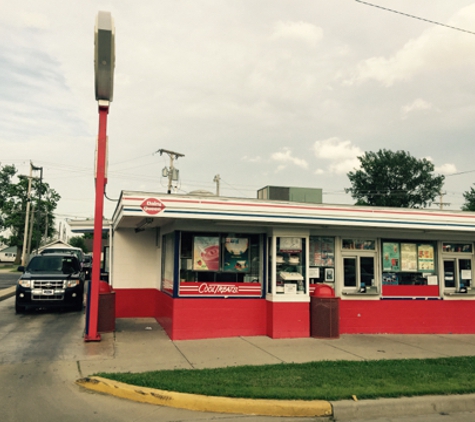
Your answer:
15,253 -> 85,313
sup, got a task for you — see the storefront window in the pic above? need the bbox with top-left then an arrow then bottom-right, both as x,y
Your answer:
443,243 -> 473,253
342,239 -> 375,250
309,236 -> 335,284
442,243 -> 473,292
443,259 -> 472,290
161,232 -> 175,294
343,256 -> 375,291
382,241 -> 436,286
179,232 -> 262,283
275,237 -> 306,294
342,238 -> 377,293
267,237 -> 273,294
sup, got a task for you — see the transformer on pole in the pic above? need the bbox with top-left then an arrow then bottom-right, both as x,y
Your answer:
157,149 -> 184,194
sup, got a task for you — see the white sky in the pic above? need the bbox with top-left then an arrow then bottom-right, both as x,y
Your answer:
2,0 -> 475,225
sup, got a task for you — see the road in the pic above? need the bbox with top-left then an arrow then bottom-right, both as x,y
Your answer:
1,293 -> 475,422
0,269 -> 19,289
0,296 -> 317,422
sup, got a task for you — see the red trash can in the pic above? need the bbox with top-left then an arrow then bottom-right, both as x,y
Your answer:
98,282 -> 115,333
310,285 -> 340,339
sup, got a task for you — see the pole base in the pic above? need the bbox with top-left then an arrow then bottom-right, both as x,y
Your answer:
84,333 -> 102,342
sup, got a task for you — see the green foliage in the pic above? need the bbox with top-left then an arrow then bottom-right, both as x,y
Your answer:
69,236 -> 88,253
346,149 -> 445,208
97,356 -> 475,401
0,164 -> 60,256
0,165 -> 16,230
84,231 -> 108,240
462,185 -> 475,211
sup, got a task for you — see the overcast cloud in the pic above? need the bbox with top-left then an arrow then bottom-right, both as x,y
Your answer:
2,0 -> 475,227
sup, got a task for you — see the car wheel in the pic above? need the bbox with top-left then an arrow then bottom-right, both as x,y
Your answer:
74,302 -> 84,312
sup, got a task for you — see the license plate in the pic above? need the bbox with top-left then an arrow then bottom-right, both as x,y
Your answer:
42,289 -> 54,295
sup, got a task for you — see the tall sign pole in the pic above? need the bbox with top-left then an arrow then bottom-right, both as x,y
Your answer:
85,11 -> 115,342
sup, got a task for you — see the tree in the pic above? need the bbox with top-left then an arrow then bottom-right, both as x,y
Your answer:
0,164 -> 61,263
0,165 -> 16,232
69,235 -> 88,253
345,150 -> 445,208
462,186 -> 475,211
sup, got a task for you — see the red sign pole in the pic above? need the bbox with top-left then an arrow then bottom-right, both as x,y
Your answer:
85,103 -> 109,341
86,11 -> 114,341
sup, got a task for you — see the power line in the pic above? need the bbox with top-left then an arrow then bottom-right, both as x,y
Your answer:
446,169 -> 475,177
355,0 -> 475,36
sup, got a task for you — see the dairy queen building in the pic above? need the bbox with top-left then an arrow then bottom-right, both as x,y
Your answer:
82,187 -> 475,340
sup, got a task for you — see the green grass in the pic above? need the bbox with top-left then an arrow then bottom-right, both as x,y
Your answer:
96,356 -> 475,401
0,264 -> 18,272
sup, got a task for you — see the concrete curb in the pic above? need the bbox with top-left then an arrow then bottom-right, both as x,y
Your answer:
332,393 -> 475,421
76,376 -> 333,417
0,286 -> 15,301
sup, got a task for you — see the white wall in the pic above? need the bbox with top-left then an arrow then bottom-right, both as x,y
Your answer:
112,228 -> 161,289
0,252 -> 16,263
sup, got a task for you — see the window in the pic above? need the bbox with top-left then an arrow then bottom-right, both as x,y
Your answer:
179,232 -> 262,283
342,238 -> 376,250
443,259 -> 472,290
161,233 -> 175,294
343,256 -> 375,291
309,236 -> 335,284
382,241 -> 436,286
342,238 -> 377,293
443,243 -> 473,253
274,237 -> 306,294
442,242 -> 473,292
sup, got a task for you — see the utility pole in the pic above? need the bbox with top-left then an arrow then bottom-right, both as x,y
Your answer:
26,203 -> 35,260
21,162 -> 42,265
436,191 -> 450,210
213,174 -> 220,196
157,149 -> 184,194
21,163 -> 33,266
33,166 -> 43,254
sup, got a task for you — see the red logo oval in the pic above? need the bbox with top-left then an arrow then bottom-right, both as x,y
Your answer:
140,198 -> 165,215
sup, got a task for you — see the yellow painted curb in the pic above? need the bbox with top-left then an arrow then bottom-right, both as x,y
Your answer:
76,376 -> 333,417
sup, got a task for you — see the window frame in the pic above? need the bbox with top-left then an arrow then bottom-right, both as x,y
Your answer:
341,238 -> 378,294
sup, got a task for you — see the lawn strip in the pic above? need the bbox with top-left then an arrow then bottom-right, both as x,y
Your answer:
95,356 -> 475,401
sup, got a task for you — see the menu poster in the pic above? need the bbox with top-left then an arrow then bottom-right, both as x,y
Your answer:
309,237 -> 335,267
223,237 -> 249,272
383,243 -> 400,271
418,244 -> 435,272
401,243 -> 417,271
279,237 -> 302,253
193,236 -> 220,271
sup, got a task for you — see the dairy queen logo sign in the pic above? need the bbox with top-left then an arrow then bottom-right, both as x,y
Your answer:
140,198 -> 165,215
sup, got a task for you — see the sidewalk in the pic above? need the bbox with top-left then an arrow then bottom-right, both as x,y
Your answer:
76,318 -> 475,420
